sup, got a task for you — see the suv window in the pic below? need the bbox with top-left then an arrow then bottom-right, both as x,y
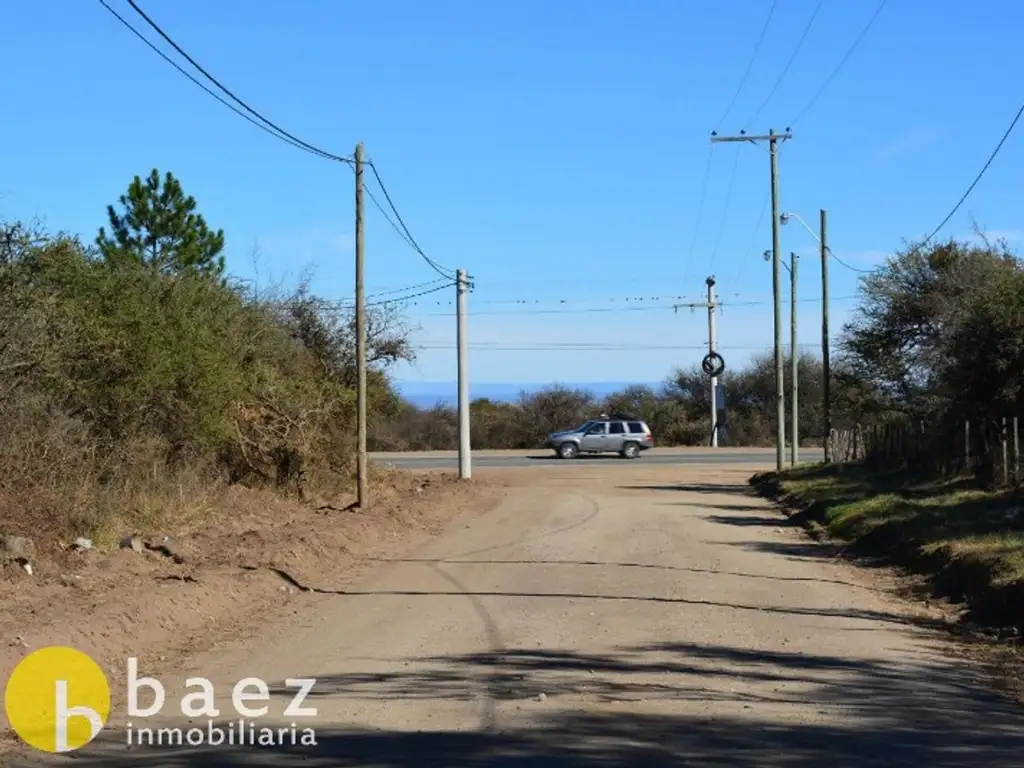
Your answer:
609,422 -> 625,434
585,423 -> 607,435
628,421 -> 645,434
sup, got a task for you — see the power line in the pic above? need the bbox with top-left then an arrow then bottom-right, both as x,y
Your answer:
790,0 -> 888,126
683,146 -> 714,286
421,294 -> 860,317
295,278 -> 453,307
828,249 -> 876,275
743,0 -> 824,129
922,98 -> 1024,244
365,160 -> 456,280
713,0 -> 778,131
107,0 -> 454,284
413,342 -> 824,352
256,280 -> 454,311
732,196 -> 770,284
821,94 -> 1024,277
367,281 -> 454,307
98,0 -> 343,160
119,0 -> 351,164
709,146 -> 742,271
369,278 -> 451,300
108,0 -> 454,291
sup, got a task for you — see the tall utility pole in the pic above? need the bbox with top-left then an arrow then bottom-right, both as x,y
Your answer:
711,129 -> 791,471
790,252 -> 799,466
820,209 -> 831,464
354,143 -> 368,509
707,276 -> 719,448
456,269 -> 471,479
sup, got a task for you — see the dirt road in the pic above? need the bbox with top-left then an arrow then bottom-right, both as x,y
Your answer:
38,463 -> 1024,766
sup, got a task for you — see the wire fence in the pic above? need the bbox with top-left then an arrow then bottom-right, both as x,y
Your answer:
828,416 -> 1023,488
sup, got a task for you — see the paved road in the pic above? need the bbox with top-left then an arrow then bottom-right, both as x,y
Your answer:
373,446 -> 825,469
71,462 -> 1022,766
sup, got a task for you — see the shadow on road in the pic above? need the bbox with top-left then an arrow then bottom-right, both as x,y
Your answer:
69,640 -> 1024,766
619,483 -> 754,494
525,454 -> 632,461
703,513 -> 795,527
364,557 -> 877,591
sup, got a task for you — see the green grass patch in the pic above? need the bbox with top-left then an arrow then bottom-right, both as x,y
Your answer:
751,464 -> 1024,630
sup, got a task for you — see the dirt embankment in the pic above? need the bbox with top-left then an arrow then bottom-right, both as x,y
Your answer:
751,464 -> 1024,637
0,468 -> 505,745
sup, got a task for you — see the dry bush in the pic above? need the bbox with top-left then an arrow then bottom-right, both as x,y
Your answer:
0,220 -> 413,547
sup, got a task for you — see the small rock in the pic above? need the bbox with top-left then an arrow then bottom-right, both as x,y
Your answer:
536,693 -> 547,702
120,534 -> 145,553
144,536 -> 186,564
72,537 -> 93,551
0,535 -> 36,563
22,563 -> 33,576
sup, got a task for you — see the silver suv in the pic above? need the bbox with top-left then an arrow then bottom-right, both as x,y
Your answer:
546,416 -> 655,459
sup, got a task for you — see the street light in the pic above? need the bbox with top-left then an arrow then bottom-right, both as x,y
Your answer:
780,212 -> 819,245
780,209 -> 832,465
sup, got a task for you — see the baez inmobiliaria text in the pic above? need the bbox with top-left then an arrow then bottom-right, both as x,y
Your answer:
125,659 -> 318,748
128,720 -> 317,748
4,647 -> 319,755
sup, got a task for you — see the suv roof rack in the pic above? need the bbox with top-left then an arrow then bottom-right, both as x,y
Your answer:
609,413 -> 639,421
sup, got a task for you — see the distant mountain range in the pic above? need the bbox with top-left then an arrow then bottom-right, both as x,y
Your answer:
396,381 -> 662,409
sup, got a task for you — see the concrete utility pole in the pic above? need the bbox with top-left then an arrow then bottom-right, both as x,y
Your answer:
456,268 -> 471,479
820,209 -> 831,464
354,142 -> 368,509
711,129 -> 792,472
707,275 -> 719,448
790,252 -> 799,466
681,284 -> 722,446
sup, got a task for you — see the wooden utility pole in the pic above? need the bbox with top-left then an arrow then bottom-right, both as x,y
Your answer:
354,142 -> 368,509
820,208 -> 831,464
711,129 -> 792,472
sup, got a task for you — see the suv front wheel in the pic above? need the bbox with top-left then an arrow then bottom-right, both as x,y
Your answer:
620,441 -> 640,459
557,442 -> 579,459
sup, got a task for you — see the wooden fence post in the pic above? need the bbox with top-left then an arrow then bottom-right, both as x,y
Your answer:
964,419 -> 971,474
1002,416 -> 1010,486
1014,416 -> 1020,486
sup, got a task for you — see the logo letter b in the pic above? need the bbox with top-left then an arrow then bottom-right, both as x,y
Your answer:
127,657 -> 165,717
54,681 -> 103,753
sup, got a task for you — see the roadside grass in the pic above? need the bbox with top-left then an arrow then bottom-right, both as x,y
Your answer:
751,463 -> 1024,632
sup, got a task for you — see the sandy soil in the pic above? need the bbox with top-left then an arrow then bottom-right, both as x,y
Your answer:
5,461 -> 1024,766
0,468 -> 507,764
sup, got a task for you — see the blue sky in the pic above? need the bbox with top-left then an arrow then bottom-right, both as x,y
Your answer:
3,0 -> 1021,388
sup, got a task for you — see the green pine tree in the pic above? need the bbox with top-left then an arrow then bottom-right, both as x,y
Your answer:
96,169 -> 226,277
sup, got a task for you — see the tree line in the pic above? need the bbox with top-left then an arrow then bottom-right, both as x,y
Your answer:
2,166 -> 1019,545
372,232 -> 1024,459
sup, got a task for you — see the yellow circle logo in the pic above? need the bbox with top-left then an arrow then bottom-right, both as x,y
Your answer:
4,646 -> 110,753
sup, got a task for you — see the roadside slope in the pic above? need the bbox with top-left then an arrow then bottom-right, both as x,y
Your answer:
0,470 -> 505,762
751,464 -> 1024,634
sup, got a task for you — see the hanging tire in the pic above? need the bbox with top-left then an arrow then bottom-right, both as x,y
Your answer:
621,441 -> 640,459
558,442 -> 580,459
